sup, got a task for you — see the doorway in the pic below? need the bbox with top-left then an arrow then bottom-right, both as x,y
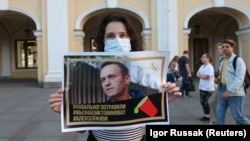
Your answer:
193,38 -> 209,74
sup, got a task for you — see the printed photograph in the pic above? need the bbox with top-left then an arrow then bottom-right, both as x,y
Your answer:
62,51 -> 170,132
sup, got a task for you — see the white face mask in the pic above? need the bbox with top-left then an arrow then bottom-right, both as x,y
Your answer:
104,38 -> 131,52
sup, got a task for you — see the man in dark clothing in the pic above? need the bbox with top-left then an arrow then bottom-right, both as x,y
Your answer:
178,50 -> 192,97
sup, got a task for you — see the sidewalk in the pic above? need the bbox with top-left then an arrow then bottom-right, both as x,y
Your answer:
0,79 -> 249,141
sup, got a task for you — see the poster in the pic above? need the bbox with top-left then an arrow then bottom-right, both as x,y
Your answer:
61,51 -> 170,132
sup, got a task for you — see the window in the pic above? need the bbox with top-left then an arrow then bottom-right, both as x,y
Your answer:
15,40 -> 37,69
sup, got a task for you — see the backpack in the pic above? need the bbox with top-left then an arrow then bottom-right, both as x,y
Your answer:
232,56 -> 250,93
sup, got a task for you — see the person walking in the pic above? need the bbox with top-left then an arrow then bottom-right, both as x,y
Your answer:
167,55 -> 179,83
208,42 -> 224,124
196,53 -> 215,121
216,39 -> 250,125
178,50 -> 192,97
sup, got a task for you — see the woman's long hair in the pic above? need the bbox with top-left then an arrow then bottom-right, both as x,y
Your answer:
94,12 -> 143,51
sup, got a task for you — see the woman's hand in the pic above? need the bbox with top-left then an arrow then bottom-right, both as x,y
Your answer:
164,82 -> 182,103
48,89 -> 63,113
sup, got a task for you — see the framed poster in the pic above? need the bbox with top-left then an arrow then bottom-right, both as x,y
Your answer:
61,51 -> 170,132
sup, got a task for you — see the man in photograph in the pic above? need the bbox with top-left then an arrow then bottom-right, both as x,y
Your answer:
99,61 -> 144,102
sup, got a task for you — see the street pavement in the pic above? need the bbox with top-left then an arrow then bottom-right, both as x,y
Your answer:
0,79 -> 249,141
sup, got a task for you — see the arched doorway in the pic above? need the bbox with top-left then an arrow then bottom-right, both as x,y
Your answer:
82,9 -> 143,51
0,10 -> 37,80
187,7 -> 244,75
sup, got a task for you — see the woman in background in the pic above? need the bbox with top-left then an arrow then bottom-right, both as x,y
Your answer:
196,53 -> 215,121
167,55 -> 179,83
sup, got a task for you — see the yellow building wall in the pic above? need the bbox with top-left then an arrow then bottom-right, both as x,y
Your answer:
228,0 -> 250,9
9,0 -> 45,81
241,40 -> 250,69
70,0 -> 154,51
148,0 -> 157,51
5,0 -> 250,82
177,0 -> 211,52
12,71 -> 37,79
120,0 -> 150,17
121,0 -> 155,50
68,0 -> 77,52
40,0 -> 48,82
10,0 -> 41,19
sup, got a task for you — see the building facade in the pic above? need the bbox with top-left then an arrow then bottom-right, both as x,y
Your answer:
0,0 -> 250,87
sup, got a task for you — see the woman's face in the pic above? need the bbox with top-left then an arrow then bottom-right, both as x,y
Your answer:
200,54 -> 208,64
104,21 -> 130,42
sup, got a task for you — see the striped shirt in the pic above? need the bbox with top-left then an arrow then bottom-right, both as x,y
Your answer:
92,126 -> 144,141
91,89 -> 145,141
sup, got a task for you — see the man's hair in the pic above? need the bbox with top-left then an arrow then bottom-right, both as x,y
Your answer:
183,50 -> 189,54
94,12 -> 143,52
100,62 -> 129,77
221,39 -> 237,48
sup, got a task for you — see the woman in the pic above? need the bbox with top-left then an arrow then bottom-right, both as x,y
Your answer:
196,53 -> 215,121
49,12 -> 181,141
167,55 -> 179,83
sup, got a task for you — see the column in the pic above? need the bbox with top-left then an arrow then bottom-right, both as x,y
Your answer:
44,0 -> 68,84
141,29 -> 151,50
33,30 -> 43,85
0,0 -> 8,10
157,0 -> 178,58
1,40 -> 11,78
156,0 -> 168,51
74,30 -> 85,52
236,28 -> 250,67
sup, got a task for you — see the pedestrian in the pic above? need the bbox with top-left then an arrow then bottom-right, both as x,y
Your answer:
167,55 -> 179,83
178,50 -> 192,97
196,53 -> 215,121
208,42 -> 224,124
48,12 -> 182,140
216,39 -> 250,125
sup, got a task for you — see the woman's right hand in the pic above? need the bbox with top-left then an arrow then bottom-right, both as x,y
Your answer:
48,89 -> 63,113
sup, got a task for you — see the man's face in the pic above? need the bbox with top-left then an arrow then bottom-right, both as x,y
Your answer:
100,64 -> 130,99
217,45 -> 224,56
222,43 -> 233,56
